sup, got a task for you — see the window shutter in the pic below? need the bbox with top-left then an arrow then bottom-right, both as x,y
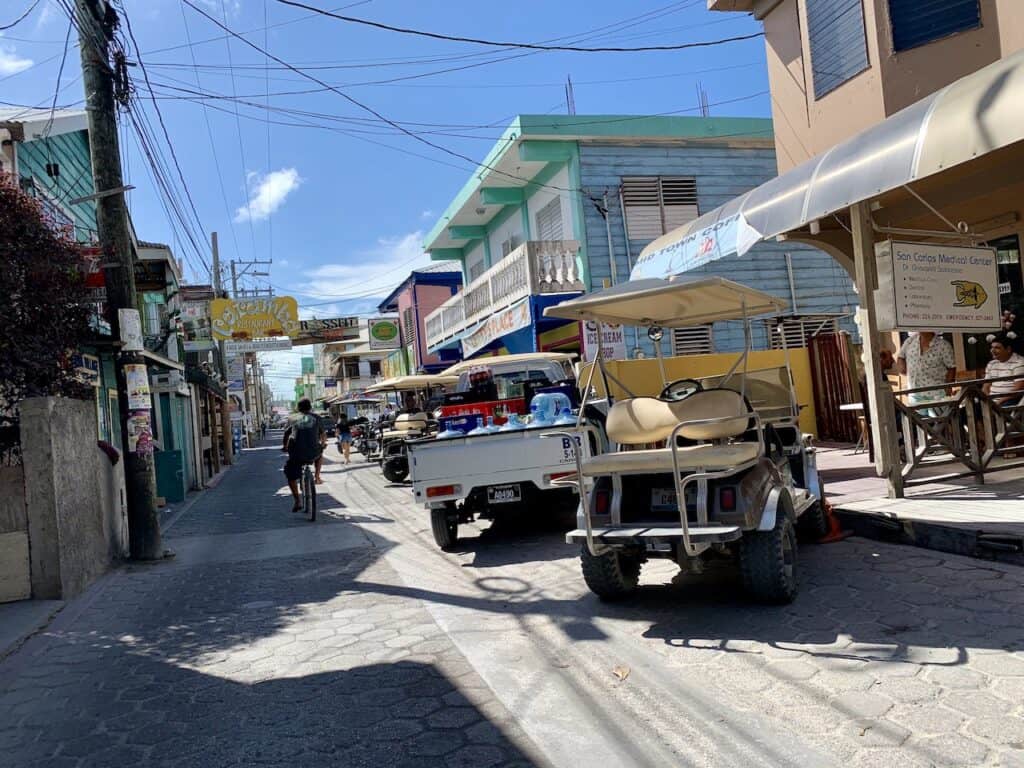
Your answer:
402,307 -> 416,348
806,0 -> 870,98
661,177 -> 700,232
766,316 -> 841,349
672,325 -> 714,356
888,0 -> 980,52
623,176 -> 699,240
535,197 -> 563,241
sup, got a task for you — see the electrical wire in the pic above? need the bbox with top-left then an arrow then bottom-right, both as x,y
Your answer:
275,0 -> 763,53
41,17 -> 74,138
0,0 -> 42,31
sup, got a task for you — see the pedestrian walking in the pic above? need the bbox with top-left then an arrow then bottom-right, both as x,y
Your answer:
336,413 -> 353,464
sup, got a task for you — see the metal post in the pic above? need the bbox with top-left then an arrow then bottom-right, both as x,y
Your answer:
850,202 -> 903,498
76,0 -> 162,560
230,260 -> 239,298
211,232 -> 233,465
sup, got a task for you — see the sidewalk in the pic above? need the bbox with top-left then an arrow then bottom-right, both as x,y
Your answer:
0,440 -> 548,768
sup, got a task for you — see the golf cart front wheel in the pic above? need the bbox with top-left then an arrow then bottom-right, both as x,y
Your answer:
740,509 -> 797,604
430,504 -> 458,550
580,545 -> 642,600
796,499 -> 828,541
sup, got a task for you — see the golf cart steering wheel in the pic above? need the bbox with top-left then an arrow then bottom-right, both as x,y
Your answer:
659,378 -> 703,402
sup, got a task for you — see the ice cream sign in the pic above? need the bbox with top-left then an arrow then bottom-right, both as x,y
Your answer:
875,241 -> 1000,332
210,297 -> 300,340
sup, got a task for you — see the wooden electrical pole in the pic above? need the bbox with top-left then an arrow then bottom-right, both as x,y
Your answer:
211,232 -> 233,465
76,0 -> 163,559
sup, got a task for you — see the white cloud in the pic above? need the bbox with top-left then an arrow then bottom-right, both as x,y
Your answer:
34,1 -> 56,29
235,168 -> 301,223
0,47 -> 33,76
420,209 -> 434,220
292,231 -> 431,305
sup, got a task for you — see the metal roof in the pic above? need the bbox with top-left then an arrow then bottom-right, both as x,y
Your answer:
632,48 -> 1024,280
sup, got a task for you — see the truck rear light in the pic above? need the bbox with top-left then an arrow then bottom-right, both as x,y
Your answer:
594,488 -> 610,516
426,484 -> 460,498
719,487 -> 737,511
544,471 -> 576,486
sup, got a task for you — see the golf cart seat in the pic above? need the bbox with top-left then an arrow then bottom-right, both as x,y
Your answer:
381,412 -> 428,440
581,389 -> 759,476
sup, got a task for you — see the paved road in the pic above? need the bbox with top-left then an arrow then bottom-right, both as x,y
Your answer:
2,436 -> 1023,767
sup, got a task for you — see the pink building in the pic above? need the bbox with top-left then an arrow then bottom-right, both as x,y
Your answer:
377,263 -> 462,374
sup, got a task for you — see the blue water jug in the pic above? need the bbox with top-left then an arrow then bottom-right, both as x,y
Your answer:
554,407 -> 576,426
467,416 -> 491,436
436,425 -> 464,440
499,413 -> 525,431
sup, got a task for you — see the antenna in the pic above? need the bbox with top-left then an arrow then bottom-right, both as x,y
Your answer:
566,75 -> 577,115
696,81 -> 710,117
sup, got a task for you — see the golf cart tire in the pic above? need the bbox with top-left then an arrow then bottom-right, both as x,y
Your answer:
431,505 -> 458,551
740,508 -> 798,604
382,457 -> 408,483
796,499 -> 828,541
580,546 -> 642,600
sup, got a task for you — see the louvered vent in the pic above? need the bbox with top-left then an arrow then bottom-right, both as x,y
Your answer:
622,177 -> 699,240
766,316 -> 841,349
672,325 -> 714,356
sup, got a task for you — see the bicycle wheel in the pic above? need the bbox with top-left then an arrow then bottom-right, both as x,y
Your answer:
303,466 -> 317,522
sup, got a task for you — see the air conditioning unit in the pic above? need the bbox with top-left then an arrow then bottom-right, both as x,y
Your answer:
151,371 -> 188,396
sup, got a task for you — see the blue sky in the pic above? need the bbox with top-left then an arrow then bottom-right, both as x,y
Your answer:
1,0 -> 768,393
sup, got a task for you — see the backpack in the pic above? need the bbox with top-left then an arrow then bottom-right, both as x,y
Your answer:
288,413 -> 322,463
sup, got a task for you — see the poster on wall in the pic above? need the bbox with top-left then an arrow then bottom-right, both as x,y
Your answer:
118,309 -> 144,351
582,321 -> 627,362
124,364 -> 151,410
875,240 -> 1001,331
368,317 -> 402,350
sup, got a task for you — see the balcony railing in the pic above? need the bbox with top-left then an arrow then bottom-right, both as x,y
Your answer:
425,240 -> 583,351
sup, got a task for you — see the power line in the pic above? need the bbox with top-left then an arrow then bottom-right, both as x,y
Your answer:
41,17 -> 74,138
275,0 -> 763,53
0,0 -> 42,31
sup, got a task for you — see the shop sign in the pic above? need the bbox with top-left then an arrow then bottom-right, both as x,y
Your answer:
875,241 -> 1000,332
323,378 -> 337,389
462,300 -> 531,358
582,321 -> 627,362
71,352 -> 101,387
292,316 -> 361,346
124,364 -> 151,409
225,337 -> 293,354
210,297 -> 299,340
301,356 -> 315,375
184,340 -> 216,352
368,317 -> 401,350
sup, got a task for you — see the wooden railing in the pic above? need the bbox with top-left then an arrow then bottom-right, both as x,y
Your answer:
424,240 -> 582,350
888,373 -> 1024,486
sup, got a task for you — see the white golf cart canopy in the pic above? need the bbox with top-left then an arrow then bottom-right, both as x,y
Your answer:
441,352 -> 576,377
543,275 -> 787,327
365,375 -> 458,393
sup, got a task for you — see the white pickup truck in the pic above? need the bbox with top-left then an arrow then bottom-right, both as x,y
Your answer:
407,353 -> 598,550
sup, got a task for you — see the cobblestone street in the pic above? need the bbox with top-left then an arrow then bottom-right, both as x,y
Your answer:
1,438 -> 1023,767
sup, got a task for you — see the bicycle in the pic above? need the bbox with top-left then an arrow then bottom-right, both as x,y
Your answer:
299,462 -> 317,522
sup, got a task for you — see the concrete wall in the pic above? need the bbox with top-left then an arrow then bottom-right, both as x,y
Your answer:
761,0 -> 1024,173
20,397 -> 126,600
0,466 -> 30,602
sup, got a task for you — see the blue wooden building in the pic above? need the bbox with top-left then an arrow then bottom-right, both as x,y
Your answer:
421,115 -> 857,361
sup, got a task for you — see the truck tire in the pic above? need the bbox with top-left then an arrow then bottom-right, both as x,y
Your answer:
431,505 -> 458,551
580,546 -> 642,600
382,456 -> 408,483
740,509 -> 798,604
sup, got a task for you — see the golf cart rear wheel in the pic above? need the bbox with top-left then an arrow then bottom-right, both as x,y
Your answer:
430,504 -> 458,551
740,509 -> 797,604
382,456 -> 408,483
580,546 -> 642,600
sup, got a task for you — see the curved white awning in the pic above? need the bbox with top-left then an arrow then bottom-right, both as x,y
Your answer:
632,49 -> 1024,281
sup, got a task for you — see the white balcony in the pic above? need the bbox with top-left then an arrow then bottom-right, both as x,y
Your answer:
424,240 -> 584,351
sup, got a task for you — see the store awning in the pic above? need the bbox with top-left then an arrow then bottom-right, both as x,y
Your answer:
632,49 -> 1024,281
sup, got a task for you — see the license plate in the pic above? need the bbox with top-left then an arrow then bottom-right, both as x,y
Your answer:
488,484 -> 522,504
651,487 -> 695,512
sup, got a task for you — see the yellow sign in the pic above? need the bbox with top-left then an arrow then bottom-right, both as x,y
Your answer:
210,297 -> 300,340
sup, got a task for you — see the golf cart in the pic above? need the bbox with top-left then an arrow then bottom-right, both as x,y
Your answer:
364,375 -> 457,482
543,275 -> 827,603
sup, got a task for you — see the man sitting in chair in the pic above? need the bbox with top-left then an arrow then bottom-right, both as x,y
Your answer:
984,334 -> 1024,406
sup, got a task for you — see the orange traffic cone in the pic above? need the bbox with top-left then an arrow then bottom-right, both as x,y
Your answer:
818,500 -> 853,544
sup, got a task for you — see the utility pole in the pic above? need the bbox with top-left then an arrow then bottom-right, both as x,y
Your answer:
230,260 -> 239,297
211,232 -> 233,465
76,0 -> 162,559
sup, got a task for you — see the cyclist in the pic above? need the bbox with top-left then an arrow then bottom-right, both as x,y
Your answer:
282,398 -> 326,511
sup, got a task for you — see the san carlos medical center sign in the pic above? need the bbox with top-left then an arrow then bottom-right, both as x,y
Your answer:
875,241 -> 1000,332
